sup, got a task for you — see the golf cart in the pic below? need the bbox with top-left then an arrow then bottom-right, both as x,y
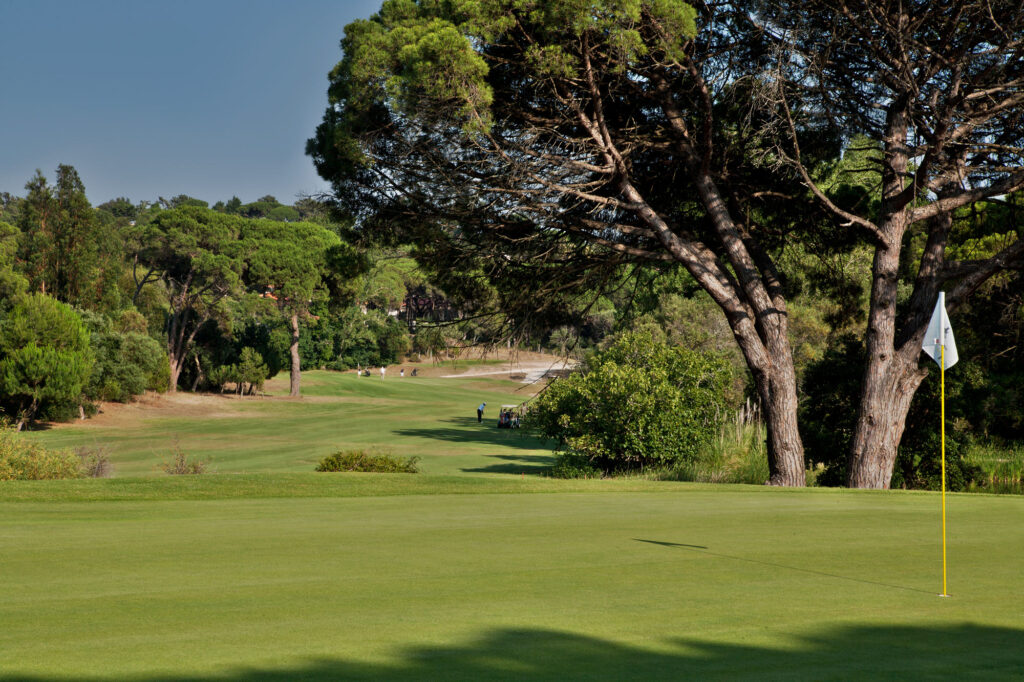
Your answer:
496,405 -> 521,429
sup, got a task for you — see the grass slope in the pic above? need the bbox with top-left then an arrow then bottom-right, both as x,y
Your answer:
2,478 -> 1023,680
26,371 -> 550,477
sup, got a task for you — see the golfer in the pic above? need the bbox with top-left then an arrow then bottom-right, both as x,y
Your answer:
380,365 -> 386,379
477,402 -> 486,423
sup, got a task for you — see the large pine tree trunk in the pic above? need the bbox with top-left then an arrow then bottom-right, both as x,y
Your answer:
846,103 -> 918,488
756,360 -> 805,486
736,319 -> 805,487
289,313 -> 301,397
847,348 -> 926,488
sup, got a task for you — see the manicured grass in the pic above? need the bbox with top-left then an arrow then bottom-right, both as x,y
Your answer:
25,371 -> 551,477
2,477 -> 1023,680
6,370 -> 1024,678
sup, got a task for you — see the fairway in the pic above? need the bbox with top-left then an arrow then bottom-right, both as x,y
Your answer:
3,478 -> 1024,680
26,370 -> 552,477
7,370 -> 1024,680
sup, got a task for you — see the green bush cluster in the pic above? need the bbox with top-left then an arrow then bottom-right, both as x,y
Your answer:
532,331 -> 733,475
316,450 -> 420,473
81,309 -> 167,403
0,430 -> 82,480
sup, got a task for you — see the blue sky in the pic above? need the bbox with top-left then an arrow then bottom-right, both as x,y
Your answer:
0,0 -> 383,206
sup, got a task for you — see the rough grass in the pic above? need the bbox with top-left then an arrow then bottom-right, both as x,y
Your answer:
1,478 -> 1022,680
965,441 -> 1024,494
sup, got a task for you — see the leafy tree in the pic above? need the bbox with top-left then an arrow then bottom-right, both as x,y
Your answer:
308,0 -> 840,485
267,206 -> 300,222
763,0 -> 1024,487
16,166 -> 121,311
0,294 -> 93,430
162,195 -> 208,209
300,306 -> 409,370
0,221 -> 28,302
96,197 -> 137,220
242,220 -> 363,396
126,206 -> 247,391
530,331 -> 733,474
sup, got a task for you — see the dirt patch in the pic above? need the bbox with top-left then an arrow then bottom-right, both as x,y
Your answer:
46,391 -> 261,430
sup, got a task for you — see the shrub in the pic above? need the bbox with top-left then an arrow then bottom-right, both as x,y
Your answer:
75,445 -> 114,478
316,450 -> 420,473
547,452 -> 602,479
0,429 -> 82,480
530,331 -> 733,475
84,321 -> 167,402
160,444 -> 209,475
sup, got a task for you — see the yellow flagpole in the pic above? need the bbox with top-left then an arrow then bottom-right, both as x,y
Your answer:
941,344 -> 948,597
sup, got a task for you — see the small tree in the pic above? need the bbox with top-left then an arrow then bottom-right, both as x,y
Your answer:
0,294 -> 93,430
235,346 -> 269,395
530,331 -> 733,474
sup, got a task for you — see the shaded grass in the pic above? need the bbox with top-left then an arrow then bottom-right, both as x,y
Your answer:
2,483 -> 1023,679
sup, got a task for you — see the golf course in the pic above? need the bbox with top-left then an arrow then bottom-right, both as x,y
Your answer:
3,370 -> 1024,680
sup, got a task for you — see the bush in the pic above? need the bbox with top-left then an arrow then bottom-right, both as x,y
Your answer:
530,331 -> 734,475
0,429 -> 82,480
82,310 -> 167,402
160,444 -> 209,475
547,452 -> 602,479
75,445 -> 114,478
316,450 -> 420,473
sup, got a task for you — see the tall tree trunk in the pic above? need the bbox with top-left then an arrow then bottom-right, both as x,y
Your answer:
733,318 -> 805,487
758,358 -> 805,487
289,313 -> 301,397
190,354 -> 203,392
847,345 -> 926,488
168,348 -> 182,393
847,100 -> 916,488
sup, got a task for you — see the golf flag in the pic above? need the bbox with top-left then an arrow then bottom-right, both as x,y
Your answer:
922,291 -> 956,597
922,292 -> 958,370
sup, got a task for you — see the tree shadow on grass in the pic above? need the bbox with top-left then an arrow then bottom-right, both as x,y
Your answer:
462,453 -> 556,474
393,417 -> 546,452
9,624 -> 1023,680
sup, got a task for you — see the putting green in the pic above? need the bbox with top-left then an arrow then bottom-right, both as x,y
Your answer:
2,477 -> 1023,680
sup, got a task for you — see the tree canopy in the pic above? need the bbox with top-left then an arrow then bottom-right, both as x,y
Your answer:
308,0 -> 833,485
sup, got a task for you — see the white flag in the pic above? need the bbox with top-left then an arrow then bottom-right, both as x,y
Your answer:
922,291 -> 958,370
